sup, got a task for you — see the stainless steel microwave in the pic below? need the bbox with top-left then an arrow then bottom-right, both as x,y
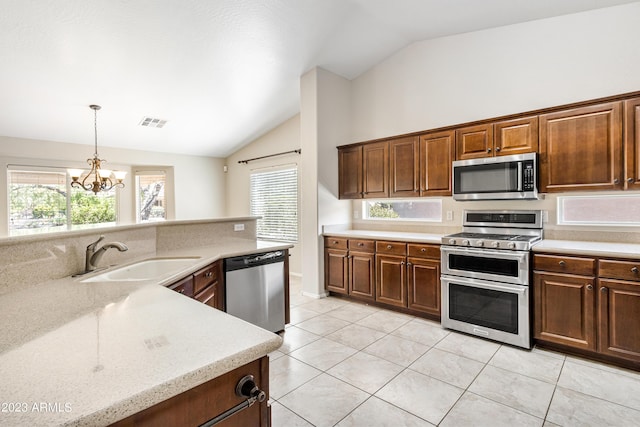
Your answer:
452,153 -> 538,201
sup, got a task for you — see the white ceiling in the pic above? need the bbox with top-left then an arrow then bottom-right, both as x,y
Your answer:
0,0 -> 636,158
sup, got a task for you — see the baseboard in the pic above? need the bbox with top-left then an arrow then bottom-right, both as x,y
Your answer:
301,290 -> 329,299
289,272 -> 302,279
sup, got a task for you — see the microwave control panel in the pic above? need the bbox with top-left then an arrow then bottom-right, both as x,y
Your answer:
523,160 -> 535,191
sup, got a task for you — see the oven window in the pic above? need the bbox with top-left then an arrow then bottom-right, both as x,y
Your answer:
449,284 -> 518,334
449,254 -> 519,277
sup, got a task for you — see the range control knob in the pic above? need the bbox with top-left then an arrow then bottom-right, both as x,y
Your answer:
507,242 -> 516,249
461,239 -> 470,246
491,241 -> 500,248
448,239 -> 456,245
475,240 -> 484,247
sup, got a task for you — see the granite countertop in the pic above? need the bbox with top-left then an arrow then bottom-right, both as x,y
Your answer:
533,239 -> 640,260
0,239 -> 289,426
323,229 -> 443,244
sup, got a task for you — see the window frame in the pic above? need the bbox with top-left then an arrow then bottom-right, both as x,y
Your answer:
557,193 -> 640,226
132,166 -> 175,223
361,199 -> 443,222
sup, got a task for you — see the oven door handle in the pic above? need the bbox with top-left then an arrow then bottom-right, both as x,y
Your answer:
441,246 -> 528,260
442,275 -> 527,294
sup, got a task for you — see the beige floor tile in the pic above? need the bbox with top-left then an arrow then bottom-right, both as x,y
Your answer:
270,401 -> 313,427
375,369 -> 463,425
469,365 -> 555,418
326,323 -> 386,350
325,302 -> 379,322
278,325 -> 321,353
434,331 -> 501,363
565,355 -> 640,380
289,292 -> 316,307
547,387 -> 640,427
269,355 -> 321,400
268,349 -> 285,361
410,347 -> 484,389
558,361 -> 640,410
289,306 -> 323,324
328,351 -> 403,394
356,310 -> 412,333
299,297 -> 350,314
364,334 -> 430,367
289,337 -> 358,371
296,314 -> 352,336
391,318 -> 450,346
440,392 -> 543,427
278,374 -> 368,427
336,396 -> 434,427
489,345 -> 564,384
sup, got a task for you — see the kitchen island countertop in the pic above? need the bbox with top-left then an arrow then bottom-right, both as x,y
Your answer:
0,238 -> 289,426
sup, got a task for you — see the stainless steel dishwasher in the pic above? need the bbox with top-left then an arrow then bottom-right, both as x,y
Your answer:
224,251 -> 286,333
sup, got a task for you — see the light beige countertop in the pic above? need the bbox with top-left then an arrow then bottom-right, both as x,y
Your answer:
323,229 -> 443,244
533,239 -> 640,259
0,238 -> 288,426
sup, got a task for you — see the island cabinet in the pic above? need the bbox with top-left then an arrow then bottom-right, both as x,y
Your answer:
539,101 -> 624,192
455,116 -> 538,160
534,253 -> 640,367
625,97 -> 640,190
167,260 -> 224,311
111,356 -> 270,427
419,130 -> 455,196
324,237 -> 375,301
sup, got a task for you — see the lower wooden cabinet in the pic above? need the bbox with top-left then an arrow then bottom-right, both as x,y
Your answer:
407,257 -> 440,316
534,253 -> 640,366
167,261 -> 224,311
325,248 -> 349,294
375,254 -> 407,307
349,251 -> 375,299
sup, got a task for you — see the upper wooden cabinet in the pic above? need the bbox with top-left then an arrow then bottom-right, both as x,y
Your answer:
420,130 -> 455,196
389,136 -> 419,198
539,102 -> 623,192
338,145 -> 363,199
456,117 -> 538,160
625,97 -> 640,190
363,142 -> 389,198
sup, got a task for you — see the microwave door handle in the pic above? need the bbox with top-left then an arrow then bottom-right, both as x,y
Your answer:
517,162 -> 523,191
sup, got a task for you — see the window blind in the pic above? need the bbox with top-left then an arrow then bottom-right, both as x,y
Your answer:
250,167 -> 298,242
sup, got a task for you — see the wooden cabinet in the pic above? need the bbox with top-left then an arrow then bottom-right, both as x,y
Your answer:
456,117 -> 538,160
420,130 -> 455,196
539,102 -> 623,192
363,142 -> 389,198
375,241 -> 407,308
168,275 -> 194,298
534,253 -> 640,366
407,243 -> 441,316
167,261 -> 224,311
324,237 -> 375,301
389,136 -> 419,198
625,97 -> 640,190
325,238 -> 349,294
338,145 -> 363,199
111,356 -> 270,427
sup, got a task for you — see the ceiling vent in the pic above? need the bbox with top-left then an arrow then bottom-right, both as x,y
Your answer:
139,116 -> 167,128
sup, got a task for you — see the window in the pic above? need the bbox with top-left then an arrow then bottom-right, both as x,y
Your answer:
250,167 -> 298,242
136,171 -> 167,222
8,167 -> 117,236
363,199 -> 442,221
557,194 -> 640,226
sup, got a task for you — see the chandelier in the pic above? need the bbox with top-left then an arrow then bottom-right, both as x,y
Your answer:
68,105 -> 126,194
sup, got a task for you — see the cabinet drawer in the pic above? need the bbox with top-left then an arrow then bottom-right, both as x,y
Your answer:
408,243 -> 440,259
325,237 -> 348,250
533,254 -> 596,276
349,239 -> 375,252
599,259 -> 640,282
168,275 -> 194,297
195,283 -> 217,307
376,241 -> 407,255
194,263 -> 219,295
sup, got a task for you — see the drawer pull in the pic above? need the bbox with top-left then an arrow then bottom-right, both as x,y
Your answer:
600,287 -> 607,293
358,242 -> 364,247
205,271 -> 213,278
586,284 -> 593,291
179,289 -> 185,294
558,260 -> 566,266
333,240 -> 338,244
387,245 -> 392,249
632,266 -> 639,274
421,248 -> 426,252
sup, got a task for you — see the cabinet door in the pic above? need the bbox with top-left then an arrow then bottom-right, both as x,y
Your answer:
533,272 -> 596,351
597,279 -> 640,362
338,146 -> 363,199
539,102 -> 623,192
625,97 -> 640,190
376,254 -> 406,307
363,142 -> 389,198
325,249 -> 348,294
389,136 -> 419,198
420,130 -> 455,196
195,283 -> 218,309
168,275 -> 194,298
494,116 -> 538,156
349,251 -> 375,300
407,257 -> 440,317
455,124 -> 493,160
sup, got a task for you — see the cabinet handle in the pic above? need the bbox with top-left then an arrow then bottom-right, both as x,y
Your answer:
179,288 -> 185,294
628,178 -> 634,183
357,242 -> 364,247
420,248 -> 426,252
332,240 -> 338,244
386,244 -> 392,249
407,262 -> 413,267
205,271 -> 213,278
600,287 -> 607,293
586,284 -> 593,291
558,260 -> 566,266
487,148 -> 492,153
632,266 -> 639,274
495,147 -> 501,152
401,261 -> 405,266
614,178 -> 619,184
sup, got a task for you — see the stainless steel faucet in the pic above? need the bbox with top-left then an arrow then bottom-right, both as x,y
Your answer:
84,235 -> 128,273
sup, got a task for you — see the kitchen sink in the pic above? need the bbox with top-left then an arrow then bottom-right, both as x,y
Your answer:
81,257 -> 201,282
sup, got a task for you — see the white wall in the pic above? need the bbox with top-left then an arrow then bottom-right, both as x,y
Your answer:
224,115 -> 302,275
351,2 -> 640,143
0,136 -> 225,235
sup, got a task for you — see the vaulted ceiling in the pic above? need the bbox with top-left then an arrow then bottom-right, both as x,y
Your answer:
0,0 -> 636,157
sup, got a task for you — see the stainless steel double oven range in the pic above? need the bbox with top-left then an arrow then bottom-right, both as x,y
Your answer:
440,210 -> 543,349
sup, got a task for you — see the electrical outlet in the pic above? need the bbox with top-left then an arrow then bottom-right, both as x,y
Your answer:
234,223 -> 245,231
446,210 -> 453,221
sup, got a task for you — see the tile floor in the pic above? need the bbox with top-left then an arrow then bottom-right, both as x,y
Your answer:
269,277 -> 640,426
